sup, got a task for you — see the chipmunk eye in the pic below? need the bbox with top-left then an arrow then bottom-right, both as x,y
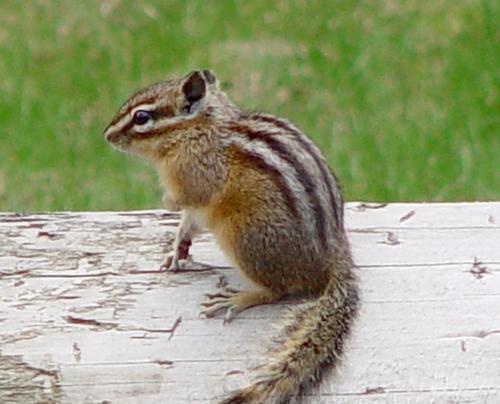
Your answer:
133,110 -> 152,126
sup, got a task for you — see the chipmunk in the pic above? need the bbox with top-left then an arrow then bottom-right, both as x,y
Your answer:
104,69 -> 359,404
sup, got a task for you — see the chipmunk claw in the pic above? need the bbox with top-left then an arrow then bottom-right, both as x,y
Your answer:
159,254 -> 192,273
200,288 -> 242,323
160,237 -> 193,272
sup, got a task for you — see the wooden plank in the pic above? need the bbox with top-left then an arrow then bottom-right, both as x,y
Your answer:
1,202 -> 499,403
345,202 -> 500,229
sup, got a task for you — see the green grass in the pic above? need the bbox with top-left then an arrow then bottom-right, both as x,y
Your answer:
0,0 -> 498,211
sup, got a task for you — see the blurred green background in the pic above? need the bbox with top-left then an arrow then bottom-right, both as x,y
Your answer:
0,0 -> 498,211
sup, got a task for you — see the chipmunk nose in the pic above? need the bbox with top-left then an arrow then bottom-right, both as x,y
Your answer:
104,127 -> 119,143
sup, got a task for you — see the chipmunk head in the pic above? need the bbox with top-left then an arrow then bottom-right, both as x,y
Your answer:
104,69 -> 225,155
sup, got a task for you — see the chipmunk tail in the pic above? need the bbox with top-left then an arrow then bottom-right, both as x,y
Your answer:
220,251 -> 359,404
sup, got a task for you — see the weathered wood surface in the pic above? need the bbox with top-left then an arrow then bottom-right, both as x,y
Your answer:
0,202 -> 499,404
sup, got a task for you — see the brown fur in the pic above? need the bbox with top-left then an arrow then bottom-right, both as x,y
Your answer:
104,70 -> 359,404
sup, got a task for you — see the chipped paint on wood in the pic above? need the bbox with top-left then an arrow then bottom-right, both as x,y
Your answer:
0,352 -> 62,403
0,203 -> 499,403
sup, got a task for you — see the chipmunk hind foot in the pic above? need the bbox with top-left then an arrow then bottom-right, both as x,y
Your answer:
201,288 -> 283,323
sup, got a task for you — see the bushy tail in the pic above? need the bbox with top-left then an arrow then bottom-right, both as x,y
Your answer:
220,252 -> 359,404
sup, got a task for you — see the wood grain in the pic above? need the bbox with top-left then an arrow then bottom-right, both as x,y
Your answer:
1,203 -> 499,403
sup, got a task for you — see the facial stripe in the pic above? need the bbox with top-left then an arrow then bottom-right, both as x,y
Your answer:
131,103 -> 157,114
119,114 -> 204,141
104,105 -> 151,136
154,104 -> 175,119
226,122 -> 329,247
130,103 -> 175,120
104,116 -> 132,139
107,95 -> 159,127
249,114 -> 343,228
104,102 -> 178,139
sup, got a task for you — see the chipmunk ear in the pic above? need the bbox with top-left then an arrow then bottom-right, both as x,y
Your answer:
201,69 -> 216,84
182,71 -> 207,105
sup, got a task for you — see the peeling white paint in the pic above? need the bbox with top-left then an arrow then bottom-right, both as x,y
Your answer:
0,203 -> 499,403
